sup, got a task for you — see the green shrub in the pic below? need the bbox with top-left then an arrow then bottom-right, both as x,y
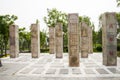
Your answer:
117,44 -> 120,57
96,45 -> 102,52
40,49 -> 49,53
63,47 -> 68,52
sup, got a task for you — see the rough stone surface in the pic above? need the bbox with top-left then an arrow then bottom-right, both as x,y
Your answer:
31,24 -> 40,58
49,27 -> 55,54
55,23 -> 63,58
68,13 -> 79,67
101,12 -> 117,66
9,24 -> 19,58
80,22 -> 89,58
88,27 -> 93,54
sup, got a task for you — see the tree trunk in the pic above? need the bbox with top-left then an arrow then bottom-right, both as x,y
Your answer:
0,59 -> 2,67
4,41 -> 7,57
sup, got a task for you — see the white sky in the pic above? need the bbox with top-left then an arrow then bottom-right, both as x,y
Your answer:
0,0 -> 119,31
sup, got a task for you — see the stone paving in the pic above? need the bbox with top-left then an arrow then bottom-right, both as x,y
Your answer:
0,53 -> 120,80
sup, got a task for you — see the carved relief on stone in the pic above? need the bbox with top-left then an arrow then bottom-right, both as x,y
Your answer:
102,12 -> 117,66
68,13 -> 79,67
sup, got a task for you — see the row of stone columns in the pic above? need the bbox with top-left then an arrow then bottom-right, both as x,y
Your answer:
68,12 -> 117,67
68,14 -> 93,67
9,23 -> 40,58
9,12 -> 117,67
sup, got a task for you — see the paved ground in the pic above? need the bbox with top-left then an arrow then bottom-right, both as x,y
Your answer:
0,53 -> 120,80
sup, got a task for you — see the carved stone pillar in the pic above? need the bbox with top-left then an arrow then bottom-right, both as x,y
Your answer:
81,22 -> 89,58
68,13 -> 79,67
55,23 -> 63,58
101,12 -> 117,66
9,24 -> 19,58
31,24 -> 40,58
49,27 -> 55,54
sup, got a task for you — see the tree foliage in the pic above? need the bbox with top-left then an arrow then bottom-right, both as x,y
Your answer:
79,16 -> 92,26
44,8 -> 68,52
40,30 -> 47,49
117,0 -> 120,7
0,15 -> 17,57
44,8 -> 68,29
19,27 -> 31,52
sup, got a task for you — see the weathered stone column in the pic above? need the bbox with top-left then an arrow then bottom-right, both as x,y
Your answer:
49,27 -> 55,54
31,24 -> 40,58
55,23 -> 63,58
9,24 -> 19,58
101,12 -> 117,66
81,22 -> 89,58
88,27 -> 93,54
68,13 -> 79,67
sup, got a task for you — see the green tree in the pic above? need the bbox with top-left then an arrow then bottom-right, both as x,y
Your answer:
44,8 -> 68,52
117,0 -> 120,6
40,30 -> 47,49
0,15 -> 17,57
79,16 -> 92,26
44,8 -> 67,28
19,28 -> 31,52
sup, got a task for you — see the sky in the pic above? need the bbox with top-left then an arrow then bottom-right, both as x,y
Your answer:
0,0 -> 119,31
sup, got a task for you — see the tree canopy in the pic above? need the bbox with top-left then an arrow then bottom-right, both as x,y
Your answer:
0,15 -> 17,57
117,0 -> 120,6
44,8 -> 67,28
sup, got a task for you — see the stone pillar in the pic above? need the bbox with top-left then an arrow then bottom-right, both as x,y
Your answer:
31,24 -> 40,58
81,22 -> 89,58
68,13 -> 79,67
49,27 -> 55,54
88,27 -> 93,54
101,12 -> 117,66
9,24 -> 19,58
55,23 -> 63,58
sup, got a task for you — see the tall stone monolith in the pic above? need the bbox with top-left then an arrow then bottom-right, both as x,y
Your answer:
9,24 -> 19,58
68,13 -> 79,67
101,12 -> 117,66
49,27 -> 55,54
81,22 -> 89,58
88,27 -> 93,54
55,23 -> 63,58
31,24 -> 40,58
